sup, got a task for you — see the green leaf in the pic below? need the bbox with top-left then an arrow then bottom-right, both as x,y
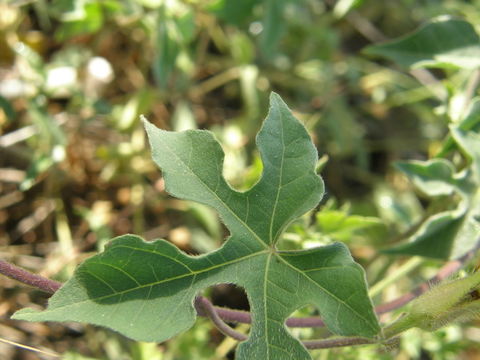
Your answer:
208,0 -> 259,26
53,1 -> 104,41
436,98 -> 480,158
260,0 -> 287,59
384,209 -> 466,259
387,126 -> 480,260
316,210 -> 383,243
333,0 -> 364,19
364,17 -> 480,69
395,159 -> 456,197
153,7 -> 180,88
13,93 -> 379,359
451,126 -> 480,179
386,178 -> 480,260
0,95 -> 15,122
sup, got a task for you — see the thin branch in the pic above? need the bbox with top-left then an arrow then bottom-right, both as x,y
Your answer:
0,336 -> 60,358
188,67 -> 241,98
345,11 -> 387,42
0,259 -> 61,294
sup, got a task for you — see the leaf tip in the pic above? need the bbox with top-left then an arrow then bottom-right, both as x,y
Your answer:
142,116 -> 162,143
268,91 -> 287,109
141,115 -> 153,129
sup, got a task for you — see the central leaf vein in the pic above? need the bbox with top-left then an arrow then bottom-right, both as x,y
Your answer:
72,251 -> 268,306
160,132 -> 268,250
269,105 -> 285,245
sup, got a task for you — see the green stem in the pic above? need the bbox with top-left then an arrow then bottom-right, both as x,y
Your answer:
382,313 -> 416,339
369,256 -> 424,298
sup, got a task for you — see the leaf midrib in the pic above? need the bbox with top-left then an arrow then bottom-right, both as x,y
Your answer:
159,129 -> 268,251
60,250 -> 268,306
268,103 -> 285,245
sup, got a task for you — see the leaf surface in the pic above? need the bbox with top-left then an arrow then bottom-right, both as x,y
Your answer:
395,159 -> 456,197
386,126 -> 480,260
316,210 -> 384,243
364,18 -> 480,69
13,93 -> 379,359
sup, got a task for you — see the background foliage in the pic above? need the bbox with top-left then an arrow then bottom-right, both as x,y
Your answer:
1,0 -> 480,359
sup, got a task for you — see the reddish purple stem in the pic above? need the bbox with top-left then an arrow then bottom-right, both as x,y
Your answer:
0,259 -> 62,294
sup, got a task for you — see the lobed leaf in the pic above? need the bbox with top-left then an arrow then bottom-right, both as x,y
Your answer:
13,93 -> 380,359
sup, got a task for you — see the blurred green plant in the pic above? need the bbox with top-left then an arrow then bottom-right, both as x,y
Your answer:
2,1 -> 480,359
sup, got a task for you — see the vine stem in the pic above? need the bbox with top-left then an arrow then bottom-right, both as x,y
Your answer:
0,259 -> 61,294
195,292 -> 384,350
194,296 -> 247,341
